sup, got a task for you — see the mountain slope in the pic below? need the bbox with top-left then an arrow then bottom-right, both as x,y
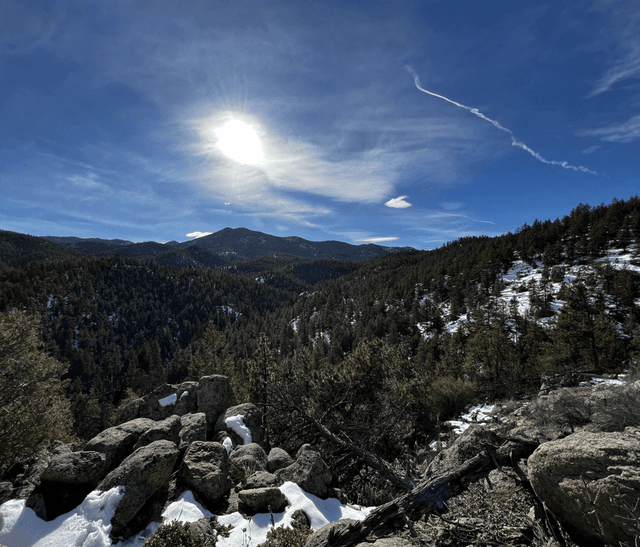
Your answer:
179,227 -> 413,260
41,227 -> 412,263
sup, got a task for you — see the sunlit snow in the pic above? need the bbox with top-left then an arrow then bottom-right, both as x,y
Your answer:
225,415 -> 252,444
0,483 -> 371,547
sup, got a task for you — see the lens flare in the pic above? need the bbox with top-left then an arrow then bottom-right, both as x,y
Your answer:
215,119 -> 264,165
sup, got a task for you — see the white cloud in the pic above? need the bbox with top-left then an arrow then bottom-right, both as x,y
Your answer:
577,114 -> 640,143
385,196 -> 412,209
582,145 -> 601,154
589,41 -> 640,96
356,236 -> 398,243
186,231 -> 212,238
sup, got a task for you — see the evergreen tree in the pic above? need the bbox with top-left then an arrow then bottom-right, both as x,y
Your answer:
0,311 -> 73,474
189,321 -> 233,381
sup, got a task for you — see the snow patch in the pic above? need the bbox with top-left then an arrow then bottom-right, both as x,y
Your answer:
0,486 -> 124,547
225,415 -> 252,444
222,436 -> 234,454
158,393 -> 177,407
447,404 -> 495,435
0,484 -> 370,547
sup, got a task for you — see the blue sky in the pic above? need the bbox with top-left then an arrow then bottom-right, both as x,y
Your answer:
1,0 -> 639,249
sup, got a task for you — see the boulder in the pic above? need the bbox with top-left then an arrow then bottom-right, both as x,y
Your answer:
119,382 -> 198,423
528,428 -> 640,545
267,447 -> 294,473
243,470 -> 282,489
15,442 -> 75,507
26,451 -> 108,521
214,403 -> 262,446
179,441 -> 232,505
275,445 -> 332,498
133,415 -> 181,451
97,440 -> 180,539
238,487 -> 287,514
180,412 -> 208,449
84,418 -> 156,473
196,375 -> 237,431
229,443 -> 268,477
41,451 -> 106,484
305,519 -> 358,547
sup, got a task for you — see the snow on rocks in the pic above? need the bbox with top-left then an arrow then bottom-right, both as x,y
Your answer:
158,393 -> 177,407
225,415 -> 252,445
0,486 -> 124,547
0,483 -> 372,547
446,404 -> 495,435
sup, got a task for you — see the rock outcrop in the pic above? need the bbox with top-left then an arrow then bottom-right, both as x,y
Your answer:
229,443 -> 268,472
119,382 -> 198,423
276,445 -> 333,498
41,451 -> 106,485
84,418 -> 156,473
118,376 -> 236,432
179,412 -> 208,449
238,486 -> 287,514
197,375 -> 238,434
528,427 -> 640,545
179,441 -> 232,505
214,402 -> 262,446
133,415 -> 181,451
97,439 -> 180,539
267,447 -> 294,473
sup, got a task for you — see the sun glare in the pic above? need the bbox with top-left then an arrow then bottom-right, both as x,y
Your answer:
215,119 -> 264,165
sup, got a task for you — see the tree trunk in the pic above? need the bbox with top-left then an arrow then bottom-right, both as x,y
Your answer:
306,436 -> 540,547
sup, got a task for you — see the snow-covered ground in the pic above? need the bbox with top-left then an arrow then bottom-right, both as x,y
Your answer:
0,482 -> 372,547
446,404 -> 496,435
429,247 -> 640,338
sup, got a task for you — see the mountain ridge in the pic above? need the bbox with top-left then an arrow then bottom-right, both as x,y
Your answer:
35,227 -> 413,264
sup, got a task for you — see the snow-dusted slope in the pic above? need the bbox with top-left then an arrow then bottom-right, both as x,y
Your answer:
435,247 -> 640,336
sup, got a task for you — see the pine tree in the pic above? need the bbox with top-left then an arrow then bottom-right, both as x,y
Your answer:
189,321 -> 234,381
0,311 -> 73,474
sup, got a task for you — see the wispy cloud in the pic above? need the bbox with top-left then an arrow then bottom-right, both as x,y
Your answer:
192,112 -> 397,215
385,196 -> 412,209
588,36 -> 640,97
587,2 -> 640,96
576,114 -> 640,143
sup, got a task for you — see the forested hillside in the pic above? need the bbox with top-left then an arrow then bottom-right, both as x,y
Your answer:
1,196 -> 640,483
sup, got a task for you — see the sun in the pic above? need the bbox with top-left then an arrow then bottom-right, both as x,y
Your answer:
215,119 -> 264,165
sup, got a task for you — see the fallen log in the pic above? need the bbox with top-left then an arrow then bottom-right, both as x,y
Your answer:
305,437 -> 540,547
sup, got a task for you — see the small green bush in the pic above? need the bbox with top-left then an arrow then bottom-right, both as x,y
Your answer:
258,522 -> 312,547
144,521 -> 207,547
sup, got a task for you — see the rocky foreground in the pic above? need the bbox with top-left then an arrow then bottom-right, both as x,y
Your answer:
0,374 -> 639,547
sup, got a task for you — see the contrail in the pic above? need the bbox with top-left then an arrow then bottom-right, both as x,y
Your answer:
406,66 -> 596,175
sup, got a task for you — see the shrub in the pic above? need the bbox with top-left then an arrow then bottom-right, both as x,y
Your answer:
428,376 -> 478,421
145,521 -> 207,547
230,459 -> 257,484
258,522 -> 312,547
591,380 -> 640,431
528,389 -> 594,432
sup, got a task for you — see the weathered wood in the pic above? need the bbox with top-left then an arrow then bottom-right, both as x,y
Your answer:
305,438 -> 541,547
